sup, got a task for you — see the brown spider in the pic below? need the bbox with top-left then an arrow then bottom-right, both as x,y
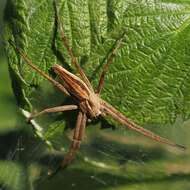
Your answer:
10,3 -> 185,172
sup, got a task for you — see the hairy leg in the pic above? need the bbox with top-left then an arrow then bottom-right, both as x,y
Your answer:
61,111 -> 87,168
96,35 -> 124,94
9,40 -> 70,96
54,1 -> 93,90
28,105 -> 78,122
101,100 -> 185,150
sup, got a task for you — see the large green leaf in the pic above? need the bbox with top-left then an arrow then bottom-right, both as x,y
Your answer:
0,161 -> 27,190
3,1 -> 190,190
4,0 -> 190,125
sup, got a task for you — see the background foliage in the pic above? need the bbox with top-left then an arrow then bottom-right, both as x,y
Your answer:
1,0 -> 190,190
5,0 -> 190,124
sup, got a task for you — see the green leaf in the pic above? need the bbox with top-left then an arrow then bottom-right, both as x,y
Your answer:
3,1 -> 190,190
0,161 -> 27,190
4,0 -> 190,126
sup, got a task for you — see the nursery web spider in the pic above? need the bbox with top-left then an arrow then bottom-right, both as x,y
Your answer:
10,4 -> 185,171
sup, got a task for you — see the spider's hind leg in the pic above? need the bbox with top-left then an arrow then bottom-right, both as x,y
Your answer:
96,35 -> 124,94
53,1 -> 93,90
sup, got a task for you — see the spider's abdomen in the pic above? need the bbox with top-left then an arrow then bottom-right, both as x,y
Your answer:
52,64 -> 90,101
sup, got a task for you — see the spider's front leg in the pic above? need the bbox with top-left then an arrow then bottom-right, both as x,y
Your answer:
61,111 -> 87,168
101,101 -> 185,150
27,105 -> 78,122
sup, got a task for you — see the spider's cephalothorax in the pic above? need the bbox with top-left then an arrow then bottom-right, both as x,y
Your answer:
79,93 -> 102,118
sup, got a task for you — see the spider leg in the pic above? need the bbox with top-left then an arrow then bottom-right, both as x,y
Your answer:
28,105 -> 78,122
96,35 -> 124,94
54,2 -> 93,91
9,40 -> 70,96
61,111 -> 87,168
101,100 -> 186,150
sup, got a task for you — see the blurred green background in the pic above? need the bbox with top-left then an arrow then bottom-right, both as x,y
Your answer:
1,0 -> 190,190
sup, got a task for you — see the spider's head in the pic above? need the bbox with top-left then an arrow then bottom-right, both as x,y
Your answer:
80,93 -> 101,118
88,93 -> 102,118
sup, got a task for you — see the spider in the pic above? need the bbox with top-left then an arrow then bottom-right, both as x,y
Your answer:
10,2 -> 185,172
